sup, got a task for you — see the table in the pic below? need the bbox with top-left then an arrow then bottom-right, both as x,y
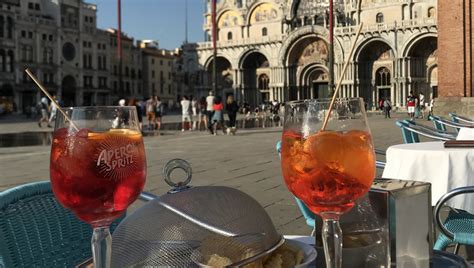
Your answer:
457,127 -> 474,140
382,141 -> 474,213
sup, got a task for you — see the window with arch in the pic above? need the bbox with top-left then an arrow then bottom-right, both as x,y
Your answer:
0,16 -> 4,38
7,17 -> 13,38
43,48 -> 53,63
6,50 -> 13,72
428,7 -> 436,18
258,74 -> 270,90
376,13 -> 384,23
227,31 -> 232,41
376,67 -> 391,87
262,27 -> 268,37
0,50 -> 4,72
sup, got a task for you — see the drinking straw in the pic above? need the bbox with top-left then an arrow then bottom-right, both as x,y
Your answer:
321,23 -> 364,131
25,68 -> 79,131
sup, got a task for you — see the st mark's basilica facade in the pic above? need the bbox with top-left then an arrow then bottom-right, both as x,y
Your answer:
191,0 -> 438,110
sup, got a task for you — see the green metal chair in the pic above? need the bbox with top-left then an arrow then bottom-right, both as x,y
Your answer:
434,186 -> 474,254
449,113 -> 474,124
0,181 -> 134,267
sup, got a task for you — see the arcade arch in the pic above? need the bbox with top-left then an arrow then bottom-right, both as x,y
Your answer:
241,51 -> 270,106
286,35 -> 329,100
356,40 -> 394,109
205,56 -> 233,98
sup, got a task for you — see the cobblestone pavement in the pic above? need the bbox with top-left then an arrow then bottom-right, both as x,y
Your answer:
2,112 -> 471,260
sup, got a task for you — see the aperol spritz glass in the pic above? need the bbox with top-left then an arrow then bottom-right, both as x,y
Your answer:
50,106 -> 147,268
281,98 -> 375,268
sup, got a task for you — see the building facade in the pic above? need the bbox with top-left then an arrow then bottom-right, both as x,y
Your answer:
0,0 -> 117,112
0,0 -> 181,114
139,40 -> 179,108
435,0 -> 474,117
195,0 -> 438,110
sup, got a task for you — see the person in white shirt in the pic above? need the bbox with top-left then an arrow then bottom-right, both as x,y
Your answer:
191,97 -> 198,130
419,93 -> 425,119
48,95 -> 58,126
206,91 -> 215,133
180,96 -> 191,131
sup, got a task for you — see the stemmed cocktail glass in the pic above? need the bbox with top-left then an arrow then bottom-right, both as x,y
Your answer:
50,106 -> 147,268
280,98 -> 375,268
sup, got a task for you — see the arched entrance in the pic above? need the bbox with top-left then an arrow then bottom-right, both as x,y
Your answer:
241,51 -> 269,106
356,40 -> 394,109
62,75 -> 76,106
376,67 -> 391,100
258,73 -> 270,102
407,36 -> 437,102
206,56 -> 233,98
305,67 -> 329,99
287,36 -> 329,100
0,84 -> 14,114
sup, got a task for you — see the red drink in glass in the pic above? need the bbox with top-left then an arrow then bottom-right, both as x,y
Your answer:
281,130 -> 375,214
50,128 -> 147,227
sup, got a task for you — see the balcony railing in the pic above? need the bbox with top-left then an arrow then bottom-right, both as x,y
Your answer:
197,34 -> 283,49
335,18 -> 437,35
17,15 -> 56,27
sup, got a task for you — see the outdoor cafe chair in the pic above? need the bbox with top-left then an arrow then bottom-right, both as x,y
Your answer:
434,186 -> 474,254
449,113 -> 474,125
275,141 -> 386,234
396,120 -> 454,144
429,115 -> 473,133
0,181 -> 155,267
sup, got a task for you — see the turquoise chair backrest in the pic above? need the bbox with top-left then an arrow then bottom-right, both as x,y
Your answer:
430,115 -> 447,132
0,181 -> 122,267
402,120 -> 421,143
449,113 -> 460,123
396,121 -> 418,144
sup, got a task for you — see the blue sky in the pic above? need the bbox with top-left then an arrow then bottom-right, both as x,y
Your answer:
88,0 -> 206,49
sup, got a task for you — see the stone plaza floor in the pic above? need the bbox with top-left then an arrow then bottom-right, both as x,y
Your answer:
1,112 -> 472,261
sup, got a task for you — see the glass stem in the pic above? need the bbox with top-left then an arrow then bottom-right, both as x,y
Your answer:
92,227 -> 112,268
322,215 -> 342,268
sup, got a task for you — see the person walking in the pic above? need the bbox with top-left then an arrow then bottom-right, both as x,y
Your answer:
48,95 -> 59,127
383,97 -> 392,119
225,95 -> 239,135
145,96 -> 156,130
155,96 -> 163,131
38,97 -> 50,128
211,96 -> 225,135
206,91 -> 215,134
180,96 -> 192,131
407,91 -> 416,120
191,97 -> 198,130
199,97 -> 207,131
128,98 -> 143,130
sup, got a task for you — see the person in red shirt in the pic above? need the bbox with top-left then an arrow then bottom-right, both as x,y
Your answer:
211,96 -> 225,135
407,91 -> 416,120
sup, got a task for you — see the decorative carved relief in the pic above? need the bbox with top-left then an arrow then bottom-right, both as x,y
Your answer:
219,10 -> 243,27
297,39 -> 328,66
250,3 -> 278,24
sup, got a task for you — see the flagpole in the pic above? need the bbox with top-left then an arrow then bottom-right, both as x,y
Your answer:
329,0 -> 335,96
117,0 -> 123,96
211,0 -> 217,96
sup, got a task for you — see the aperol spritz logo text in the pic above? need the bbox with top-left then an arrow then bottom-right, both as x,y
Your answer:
96,144 -> 134,172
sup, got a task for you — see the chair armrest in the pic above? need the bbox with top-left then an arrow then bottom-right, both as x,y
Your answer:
403,125 -> 453,141
434,186 -> 474,240
374,149 -> 386,156
138,192 -> 157,202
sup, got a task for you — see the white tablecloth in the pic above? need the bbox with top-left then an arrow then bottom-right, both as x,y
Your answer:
457,127 -> 474,140
382,141 -> 474,213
